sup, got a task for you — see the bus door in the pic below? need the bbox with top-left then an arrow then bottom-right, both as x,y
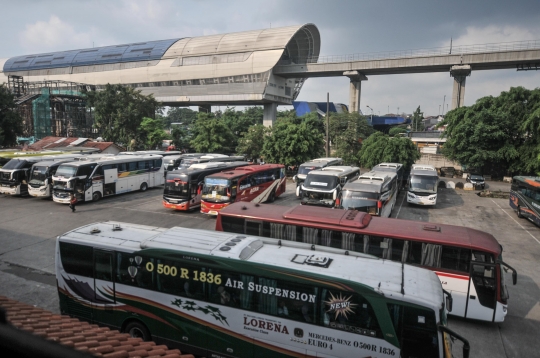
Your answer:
103,166 -> 118,196
93,250 -> 116,323
465,262 -> 497,321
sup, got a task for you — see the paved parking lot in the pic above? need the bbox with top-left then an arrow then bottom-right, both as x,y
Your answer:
0,180 -> 539,357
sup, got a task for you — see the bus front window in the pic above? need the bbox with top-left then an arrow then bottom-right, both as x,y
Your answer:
410,176 -> 438,192
29,166 -> 49,186
340,190 -> 379,214
55,165 -> 77,178
202,178 -> 231,202
164,176 -> 190,198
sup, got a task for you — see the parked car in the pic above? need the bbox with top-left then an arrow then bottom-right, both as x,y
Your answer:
466,173 -> 485,189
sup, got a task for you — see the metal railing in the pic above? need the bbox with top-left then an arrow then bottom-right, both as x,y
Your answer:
279,39 -> 540,65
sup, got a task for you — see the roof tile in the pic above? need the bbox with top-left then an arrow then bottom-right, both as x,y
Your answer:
0,296 -> 193,358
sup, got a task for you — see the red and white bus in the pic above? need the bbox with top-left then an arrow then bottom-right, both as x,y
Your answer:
216,202 -> 517,323
200,164 -> 286,215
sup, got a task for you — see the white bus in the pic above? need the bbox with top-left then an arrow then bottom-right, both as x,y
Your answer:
0,154 -> 83,196
298,166 -> 360,207
293,157 -> 343,197
339,170 -> 398,217
372,163 -> 405,190
407,164 -> 439,206
56,221 -> 470,358
28,158 -> 85,198
52,155 -> 163,203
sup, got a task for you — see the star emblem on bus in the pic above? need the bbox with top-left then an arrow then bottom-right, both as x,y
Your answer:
324,292 -> 357,320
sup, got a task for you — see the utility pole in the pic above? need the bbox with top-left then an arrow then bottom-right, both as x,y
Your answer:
326,92 -> 330,157
442,95 -> 446,115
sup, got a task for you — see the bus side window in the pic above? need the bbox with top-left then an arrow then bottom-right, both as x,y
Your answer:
441,246 -> 471,273
128,162 -> 137,171
406,241 -> 423,265
245,220 -> 263,236
118,163 -> 127,173
221,216 -> 245,234
59,242 -> 93,277
117,253 -> 154,289
323,289 -> 382,338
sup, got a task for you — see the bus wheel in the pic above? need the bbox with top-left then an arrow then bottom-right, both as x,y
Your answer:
267,189 -> 276,203
92,192 -> 102,202
140,183 -> 148,192
125,321 -> 151,341
517,206 -> 523,218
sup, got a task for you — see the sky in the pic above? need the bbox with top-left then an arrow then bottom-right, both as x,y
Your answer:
1,0 -> 540,116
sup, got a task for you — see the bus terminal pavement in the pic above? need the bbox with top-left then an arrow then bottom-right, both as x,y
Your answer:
0,180 -> 538,358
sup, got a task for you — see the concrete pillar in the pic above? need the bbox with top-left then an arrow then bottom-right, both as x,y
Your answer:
343,71 -> 367,113
450,65 -> 471,110
263,103 -> 277,127
198,105 -> 211,113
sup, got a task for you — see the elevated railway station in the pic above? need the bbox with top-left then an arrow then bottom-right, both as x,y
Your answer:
1,24 -> 539,127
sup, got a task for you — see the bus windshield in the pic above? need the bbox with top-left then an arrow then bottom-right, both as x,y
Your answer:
340,190 -> 379,212
304,174 -> 338,189
410,176 -> 438,192
202,178 -> 231,202
164,175 -> 190,198
2,159 -> 27,170
55,165 -> 78,178
29,165 -> 49,185
298,165 -> 321,175
180,158 -> 199,168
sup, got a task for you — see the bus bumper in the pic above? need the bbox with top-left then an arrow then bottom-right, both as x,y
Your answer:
53,191 -> 71,204
0,185 -> 20,195
201,201 -> 229,215
407,193 -> 437,205
163,200 -> 191,211
28,187 -> 50,198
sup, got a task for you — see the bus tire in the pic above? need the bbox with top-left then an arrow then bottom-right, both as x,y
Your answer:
140,183 -> 148,192
267,189 -> 276,203
125,321 -> 151,341
517,206 -> 523,218
92,191 -> 102,202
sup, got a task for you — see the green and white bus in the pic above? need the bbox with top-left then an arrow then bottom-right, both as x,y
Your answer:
56,221 -> 469,358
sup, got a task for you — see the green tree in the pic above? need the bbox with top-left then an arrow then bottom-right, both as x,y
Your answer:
189,112 -> 235,153
85,84 -> 161,146
139,117 -> 168,150
328,112 -> 373,166
236,124 -> 266,161
389,127 -> 408,137
164,107 -> 198,128
170,125 -> 189,150
359,132 -> 420,169
410,106 -> 424,131
440,86 -> 540,175
0,84 -> 23,146
261,115 -> 324,166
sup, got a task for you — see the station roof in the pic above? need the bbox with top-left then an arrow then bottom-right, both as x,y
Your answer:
3,24 -> 321,73
3,38 -> 180,72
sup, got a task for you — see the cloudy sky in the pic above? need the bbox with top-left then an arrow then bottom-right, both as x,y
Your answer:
1,0 -> 539,116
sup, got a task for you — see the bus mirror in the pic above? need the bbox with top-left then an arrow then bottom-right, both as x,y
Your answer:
503,262 -> 517,285
438,325 -> 469,358
333,190 -> 338,201
296,186 -> 300,197
377,200 -> 382,209
293,175 -> 297,182
443,289 -> 453,312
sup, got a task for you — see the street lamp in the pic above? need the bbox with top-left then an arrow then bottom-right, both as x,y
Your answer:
366,105 -> 373,125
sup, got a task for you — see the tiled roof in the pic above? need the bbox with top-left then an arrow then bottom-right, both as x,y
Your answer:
81,142 -> 124,151
29,137 -> 88,151
0,296 -> 194,358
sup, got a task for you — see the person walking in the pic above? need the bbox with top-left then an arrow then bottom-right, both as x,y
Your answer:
69,193 -> 78,213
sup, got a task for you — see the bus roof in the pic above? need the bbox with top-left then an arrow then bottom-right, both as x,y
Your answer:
373,163 -> 403,170
307,166 -> 358,177
206,164 -> 284,179
59,221 -> 444,309
344,171 -> 397,192
300,157 -> 342,166
513,176 -> 540,187
58,154 -> 162,167
219,202 -> 502,254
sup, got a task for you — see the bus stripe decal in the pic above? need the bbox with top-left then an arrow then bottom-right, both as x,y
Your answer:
435,271 -> 469,280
